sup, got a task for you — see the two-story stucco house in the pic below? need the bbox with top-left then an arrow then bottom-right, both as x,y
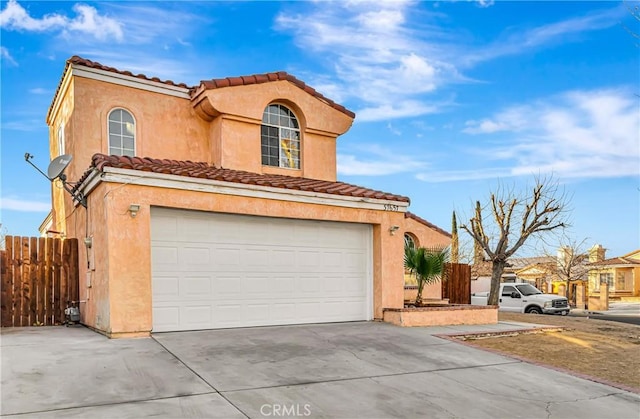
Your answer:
44,56 -> 450,337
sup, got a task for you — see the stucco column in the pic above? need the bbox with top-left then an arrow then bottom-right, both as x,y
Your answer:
105,188 -> 153,337
575,284 -> 585,309
372,214 -> 406,319
599,283 -> 609,311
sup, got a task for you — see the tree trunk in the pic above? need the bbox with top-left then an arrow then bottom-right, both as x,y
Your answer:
488,261 -> 506,306
416,276 -> 424,305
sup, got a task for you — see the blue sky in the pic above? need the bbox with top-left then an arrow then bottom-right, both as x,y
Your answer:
1,0 -> 638,258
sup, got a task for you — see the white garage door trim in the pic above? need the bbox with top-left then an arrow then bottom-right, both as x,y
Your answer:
151,207 -> 373,332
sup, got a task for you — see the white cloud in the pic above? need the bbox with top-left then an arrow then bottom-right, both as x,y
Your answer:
416,167 -> 510,183
424,87 -> 640,182
387,123 -> 402,136
29,87 -> 49,94
463,106 -> 529,134
1,197 -> 50,212
357,100 -> 443,122
474,0 -> 495,8
0,46 -> 17,65
2,119 -> 46,131
276,2 -> 622,122
276,2 -> 462,121
0,0 -> 123,41
65,4 -> 123,41
101,3 -> 202,45
338,145 -> 426,176
463,7 -> 624,65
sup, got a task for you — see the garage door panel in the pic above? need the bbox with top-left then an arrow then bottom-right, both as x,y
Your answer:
216,275 -> 243,295
183,276 -> 212,296
213,248 -> 240,266
182,305 -> 212,328
151,215 -> 178,239
182,247 -> 211,265
182,217 -> 214,241
153,276 -> 180,300
153,305 -> 180,330
152,246 -> 178,265
151,208 -> 372,332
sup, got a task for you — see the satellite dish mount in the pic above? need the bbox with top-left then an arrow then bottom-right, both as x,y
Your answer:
25,153 -> 87,208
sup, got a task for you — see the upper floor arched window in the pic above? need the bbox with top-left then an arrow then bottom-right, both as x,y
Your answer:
108,108 -> 135,157
261,104 -> 300,169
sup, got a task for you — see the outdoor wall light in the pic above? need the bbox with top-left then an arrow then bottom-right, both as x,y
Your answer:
83,237 -> 93,248
389,225 -> 400,235
128,204 -> 141,218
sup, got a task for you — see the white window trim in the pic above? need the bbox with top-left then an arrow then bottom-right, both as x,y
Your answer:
261,104 -> 301,170
57,123 -> 65,155
107,108 -> 137,157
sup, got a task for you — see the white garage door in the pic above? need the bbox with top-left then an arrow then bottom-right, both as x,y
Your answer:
150,207 -> 372,332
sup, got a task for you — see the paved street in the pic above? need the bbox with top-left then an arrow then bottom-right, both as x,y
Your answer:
2,322 -> 639,418
571,302 -> 640,325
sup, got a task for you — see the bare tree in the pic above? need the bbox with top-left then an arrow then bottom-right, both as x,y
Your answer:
451,211 -> 459,263
545,236 -> 589,304
460,177 -> 569,305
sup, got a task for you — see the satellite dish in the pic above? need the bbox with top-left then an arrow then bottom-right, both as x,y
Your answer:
47,154 -> 73,180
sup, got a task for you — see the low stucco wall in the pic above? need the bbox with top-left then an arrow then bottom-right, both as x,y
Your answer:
403,284 -> 442,302
383,305 -> 498,327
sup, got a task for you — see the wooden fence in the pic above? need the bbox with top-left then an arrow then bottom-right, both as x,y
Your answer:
1,236 -> 79,327
442,263 -> 471,304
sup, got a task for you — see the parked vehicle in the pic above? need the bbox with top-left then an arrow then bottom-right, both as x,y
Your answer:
471,283 -> 570,315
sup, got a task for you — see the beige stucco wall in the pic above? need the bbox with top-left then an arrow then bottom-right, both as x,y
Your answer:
69,180 -> 407,336
383,306 -> 498,327
49,72 -> 355,238
194,81 -> 351,181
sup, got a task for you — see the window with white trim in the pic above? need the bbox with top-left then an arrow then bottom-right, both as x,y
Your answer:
599,272 -> 613,290
404,233 -> 416,249
57,123 -> 65,155
261,104 -> 300,169
108,109 -> 135,157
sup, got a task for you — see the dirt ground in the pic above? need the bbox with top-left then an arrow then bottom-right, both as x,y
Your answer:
461,312 -> 640,391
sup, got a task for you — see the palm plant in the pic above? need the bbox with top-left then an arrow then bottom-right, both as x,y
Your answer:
404,244 -> 450,305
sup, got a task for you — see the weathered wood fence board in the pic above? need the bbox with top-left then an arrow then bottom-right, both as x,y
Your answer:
1,236 -> 79,327
442,263 -> 471,304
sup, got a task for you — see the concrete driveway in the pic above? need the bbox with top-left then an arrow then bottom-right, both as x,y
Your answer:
2,322 -> 639,418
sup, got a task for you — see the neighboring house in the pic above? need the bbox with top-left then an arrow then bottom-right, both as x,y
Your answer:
44,56 -> 450,337
470,250 -> 589,304
587,248 -> 640,299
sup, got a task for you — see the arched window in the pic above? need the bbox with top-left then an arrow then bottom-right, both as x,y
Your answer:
404,233 -> 417,249
108,109 -> 135,157
261,104 -> 300,169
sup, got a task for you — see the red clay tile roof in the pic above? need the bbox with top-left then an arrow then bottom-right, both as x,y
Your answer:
198,72 -> 355,118
47,56 -> 192,123
405,212 -> 451,238
48,56 -> 354,122
588,257 -> 640,267
77,154 -> 409,203
68,56 -> 191,88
